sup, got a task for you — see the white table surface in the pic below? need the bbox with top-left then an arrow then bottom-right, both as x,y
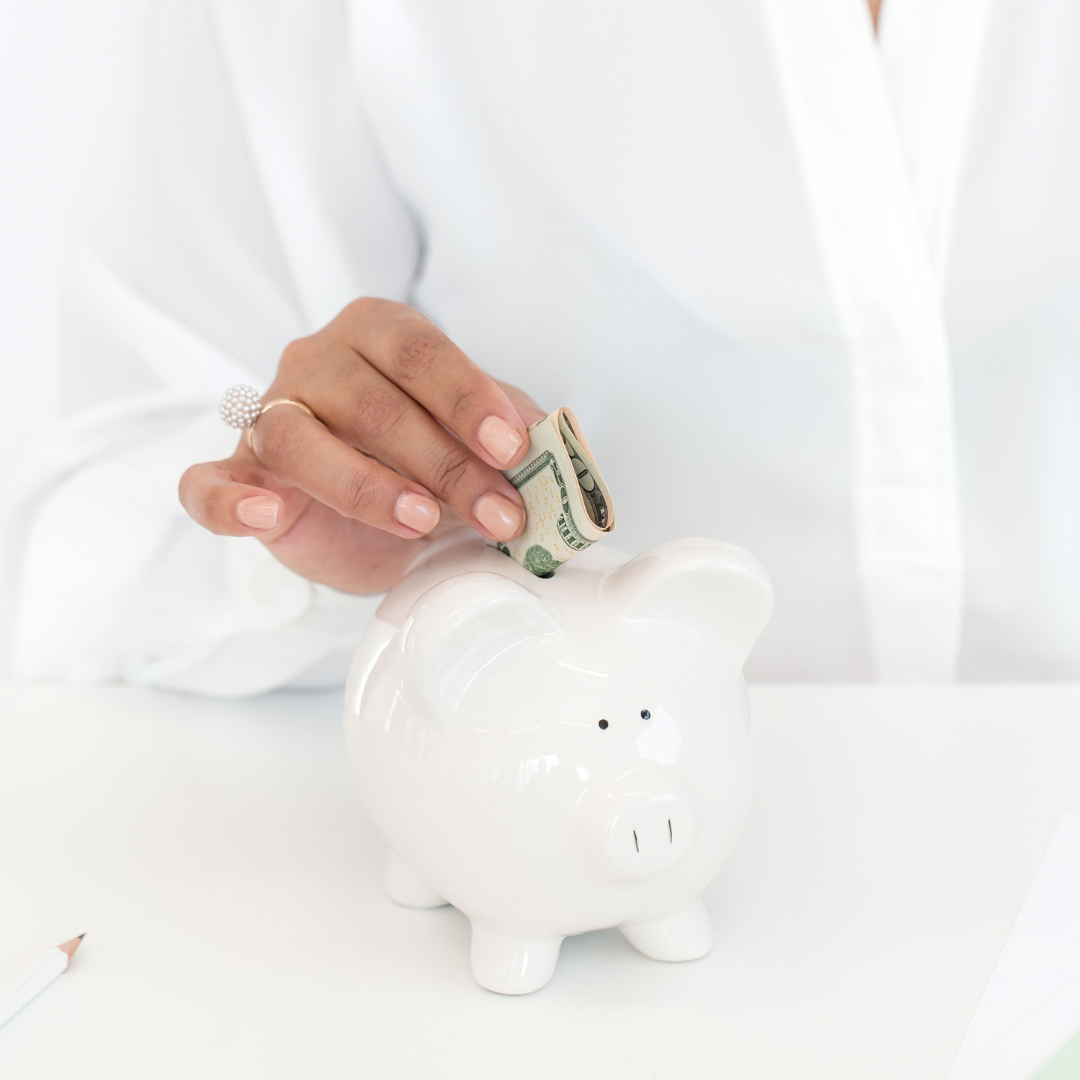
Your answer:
0,682 -> 1077,1079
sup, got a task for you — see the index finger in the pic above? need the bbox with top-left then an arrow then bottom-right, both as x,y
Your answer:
326,299 -> 531,471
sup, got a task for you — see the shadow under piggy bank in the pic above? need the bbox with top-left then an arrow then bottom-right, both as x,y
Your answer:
344,530 -> 773,994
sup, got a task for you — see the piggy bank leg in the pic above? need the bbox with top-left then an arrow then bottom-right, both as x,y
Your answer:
383,849 -> 448,908
619,897 -> 713,962
470,924 -> 564,995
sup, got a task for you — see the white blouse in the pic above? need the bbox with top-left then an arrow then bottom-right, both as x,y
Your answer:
8,0 -> 1080,693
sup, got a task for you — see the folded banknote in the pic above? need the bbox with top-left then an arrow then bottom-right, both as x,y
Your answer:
490,407 -> 615,576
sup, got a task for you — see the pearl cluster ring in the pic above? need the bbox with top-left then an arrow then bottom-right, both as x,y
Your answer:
219,384 -> 263,429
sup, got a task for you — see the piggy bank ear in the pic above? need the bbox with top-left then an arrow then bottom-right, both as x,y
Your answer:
399,572 -> 562,722
603,539 -> 773,669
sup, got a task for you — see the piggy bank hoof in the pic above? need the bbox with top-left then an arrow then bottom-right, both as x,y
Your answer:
619,897 -> 713,962
384,849 -> 448,909
470,924 -> 564,995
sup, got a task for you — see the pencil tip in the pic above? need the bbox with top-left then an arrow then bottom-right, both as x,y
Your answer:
58,935 -> 85,958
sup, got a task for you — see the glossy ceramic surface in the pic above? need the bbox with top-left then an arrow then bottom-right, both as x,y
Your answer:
344,530 -> 773,994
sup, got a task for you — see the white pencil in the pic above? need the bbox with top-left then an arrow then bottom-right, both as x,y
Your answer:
0,935 -> 84,1029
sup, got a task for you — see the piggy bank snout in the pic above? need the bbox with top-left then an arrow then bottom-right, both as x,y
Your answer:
590,787 -> 697,882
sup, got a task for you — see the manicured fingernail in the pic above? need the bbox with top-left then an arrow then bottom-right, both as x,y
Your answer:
477,415 -> 524,466
473,492 -> 524,541
236,496 -> 280,529
395,491 -> 441,534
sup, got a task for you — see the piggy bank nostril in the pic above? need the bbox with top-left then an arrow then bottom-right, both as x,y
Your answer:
598,794 -> 696,879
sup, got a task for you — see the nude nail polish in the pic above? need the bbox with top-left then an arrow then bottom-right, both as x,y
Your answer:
473,492 -> 524,541
236,496 -> 281,529
477,415 -> 524,467
395,491 -> 441,534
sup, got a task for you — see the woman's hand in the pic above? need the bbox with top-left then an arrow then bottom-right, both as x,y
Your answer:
179,299 -> 544,594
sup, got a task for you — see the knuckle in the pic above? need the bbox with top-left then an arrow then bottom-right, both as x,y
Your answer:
392,330 -> 444,383
278,336 -> 318,378
428,445 -> 474,498
177,466 -> 208,522
344,296 -> 389,322
337,460 -> 379,518
256,408 -> 307,471
354,385 -> 407,441
446,380 -> 480,421
178,464 -> 201,502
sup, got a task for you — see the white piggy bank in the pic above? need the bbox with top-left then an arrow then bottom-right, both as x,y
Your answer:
344,530 -> 772,994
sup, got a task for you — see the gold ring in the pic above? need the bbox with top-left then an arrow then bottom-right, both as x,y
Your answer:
247,398 -> 318,451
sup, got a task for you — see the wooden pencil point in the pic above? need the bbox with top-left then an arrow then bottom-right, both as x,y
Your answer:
58,935 -> 85,959
1,935 -> 86,1029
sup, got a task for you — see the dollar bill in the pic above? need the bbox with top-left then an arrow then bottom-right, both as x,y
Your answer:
490,407 -> 615,577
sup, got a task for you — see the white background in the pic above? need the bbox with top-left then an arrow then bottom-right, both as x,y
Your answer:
0,0 -> 143,496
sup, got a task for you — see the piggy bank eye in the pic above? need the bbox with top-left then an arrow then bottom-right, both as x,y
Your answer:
640,709 -> 651,721
598,719 -> 609,730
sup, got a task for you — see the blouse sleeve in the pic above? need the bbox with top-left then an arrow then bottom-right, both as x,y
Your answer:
8,0 -> 421,696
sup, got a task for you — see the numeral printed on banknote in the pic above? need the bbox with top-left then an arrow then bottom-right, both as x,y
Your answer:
490,407 -> 615,576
